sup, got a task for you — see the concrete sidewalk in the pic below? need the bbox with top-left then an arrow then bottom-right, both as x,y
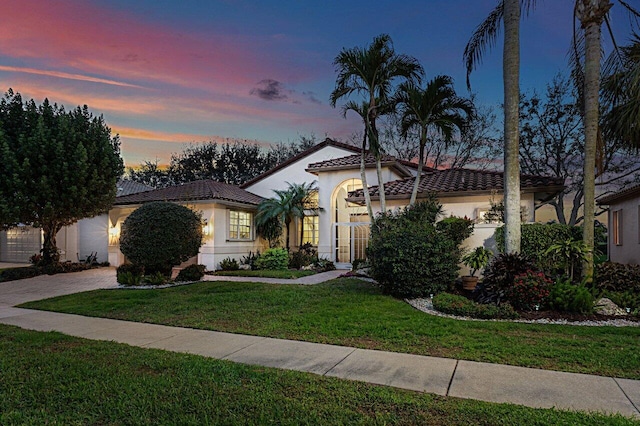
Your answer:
0,268 -> 638,418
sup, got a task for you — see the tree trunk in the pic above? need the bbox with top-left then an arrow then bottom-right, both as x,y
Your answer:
360,132 -> 375,223
285,218 -> 291,250
409,129 -> 427,206
578,0 -> 612,280
503,0 -> 521,254
376,158 -> 386,213
41,222 -> 62,264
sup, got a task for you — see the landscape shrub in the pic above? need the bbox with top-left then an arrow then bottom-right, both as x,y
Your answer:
0,266 -> 41,282
289,243 -> 317,269
119,202 -> 202,276
435,216 -> 474,246
473,253 -> 537,305
241,251 -> 261,270
116,264 -> 144,285
219,257 -> 239,271
433,293 -> 519,319
547,278 -> 594,314
313,257 -> 336,272
367,198 -> 461,298
175,264 -> 206,282
594,262 -> 640,293
143,271 -> 169,285
506,270 -> 552,311
255,248 -> 289,270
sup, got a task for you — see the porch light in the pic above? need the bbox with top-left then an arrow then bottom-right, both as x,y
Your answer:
108,226 -> 119,246
202,220 -> 211,238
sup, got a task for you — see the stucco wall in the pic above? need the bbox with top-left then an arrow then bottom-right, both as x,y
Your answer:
243,145 -> 358,197
608,196 -> 640,265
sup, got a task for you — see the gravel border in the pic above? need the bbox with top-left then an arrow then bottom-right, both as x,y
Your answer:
406,297 -> 640,327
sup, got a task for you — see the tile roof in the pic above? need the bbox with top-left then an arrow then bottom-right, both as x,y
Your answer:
306,153 -> 416,178
114,179 -> 264,206
240,137 -> 360,188
597,183 -> 640,205
116,180 -> 153,197
347,168 -> 565,201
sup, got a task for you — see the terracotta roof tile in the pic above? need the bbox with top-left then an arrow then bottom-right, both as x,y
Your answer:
347,168 -> 564,200
116,180 -> 153,197
114,179 -> 263,206
307,152 -> 398,170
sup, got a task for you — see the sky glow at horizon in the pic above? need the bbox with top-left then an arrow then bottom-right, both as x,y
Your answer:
0,0 -> 635,166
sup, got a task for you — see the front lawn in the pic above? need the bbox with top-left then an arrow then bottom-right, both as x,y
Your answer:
0,324 -> 634,425
21,278 -> 640,379
213,269 -> 316,279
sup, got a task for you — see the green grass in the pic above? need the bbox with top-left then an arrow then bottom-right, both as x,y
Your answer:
213,269 -> 316,279
22,278 -> 640,379
0,324 -> 636,425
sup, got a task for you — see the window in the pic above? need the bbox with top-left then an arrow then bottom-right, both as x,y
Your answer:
302,215 -> 319,245
612,209 -> 623,246
229,210 -> 252,240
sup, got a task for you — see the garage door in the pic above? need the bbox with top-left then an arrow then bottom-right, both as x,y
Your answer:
0,226 -> 42,263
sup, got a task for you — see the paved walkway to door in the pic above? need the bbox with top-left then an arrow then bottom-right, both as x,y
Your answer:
0,268 -> 638,419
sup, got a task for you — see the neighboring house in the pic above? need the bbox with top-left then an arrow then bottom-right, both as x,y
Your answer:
597,183 -> 640,265
0,180 -> 151,264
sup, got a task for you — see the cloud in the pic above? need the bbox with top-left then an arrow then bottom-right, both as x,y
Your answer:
0,65 -> 143,88
250,79 -> 290,101
303,91 -> 322,104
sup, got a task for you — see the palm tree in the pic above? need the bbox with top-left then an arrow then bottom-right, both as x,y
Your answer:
602,34 -> 640,151
255,181 -> 318,250
464,0 -> 525,254
331,33 -> 423,214
575,0 -> 613,280
342,100 -> 375,220
397,76 -> 475,206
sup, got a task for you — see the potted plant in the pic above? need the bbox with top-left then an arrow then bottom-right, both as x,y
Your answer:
461,247 -> 493,290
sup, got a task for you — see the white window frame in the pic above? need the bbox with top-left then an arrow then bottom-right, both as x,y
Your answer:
302,215 -> 319,246
228,210 -> 253,241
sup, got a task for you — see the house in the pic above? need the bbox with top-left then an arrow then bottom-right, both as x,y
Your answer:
597,183 -> 640,265
1,138 -> 565,271
108,138 -> 564,270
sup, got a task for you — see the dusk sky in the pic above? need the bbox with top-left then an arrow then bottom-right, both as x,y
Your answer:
0,1 -> 636,166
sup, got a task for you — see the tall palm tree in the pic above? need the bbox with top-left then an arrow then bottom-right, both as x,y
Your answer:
575,0 -> 613,280
255,181 -> 318,250
397,75 -> 475,206
464,0 -> 525,254
331,33 -> 423,214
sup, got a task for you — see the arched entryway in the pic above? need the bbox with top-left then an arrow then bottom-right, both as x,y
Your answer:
331,179 -> 370,264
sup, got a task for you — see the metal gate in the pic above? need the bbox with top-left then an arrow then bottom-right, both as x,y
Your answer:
0,225 -> 42,263
333,222 -> 370,264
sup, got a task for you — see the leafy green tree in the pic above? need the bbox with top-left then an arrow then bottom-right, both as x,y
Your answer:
0,90 -> 123,264
397,75 -> 475,205
331,33 -> 423,214
255,181 -> 318,250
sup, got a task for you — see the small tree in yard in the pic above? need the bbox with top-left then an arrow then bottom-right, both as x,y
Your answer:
119,202 -> 202,276
0,89 -> 124,264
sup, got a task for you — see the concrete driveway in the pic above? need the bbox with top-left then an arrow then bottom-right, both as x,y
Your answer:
0,267 -> 118,307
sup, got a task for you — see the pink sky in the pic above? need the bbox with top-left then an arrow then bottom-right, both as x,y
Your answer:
1,0 -> 635,166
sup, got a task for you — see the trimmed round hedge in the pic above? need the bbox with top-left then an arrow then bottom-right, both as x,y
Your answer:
120,202 -> 202,275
